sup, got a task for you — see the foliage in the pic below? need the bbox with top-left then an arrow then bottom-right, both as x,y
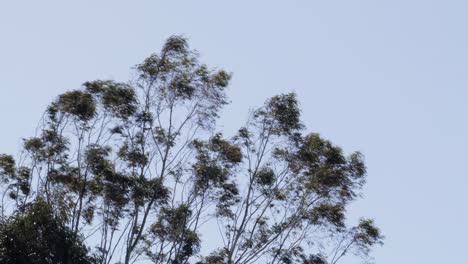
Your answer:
0,36 -> 382,264
0,200 -> 95,264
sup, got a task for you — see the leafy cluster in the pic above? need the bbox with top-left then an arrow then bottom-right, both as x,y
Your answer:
0,200 -> 94,264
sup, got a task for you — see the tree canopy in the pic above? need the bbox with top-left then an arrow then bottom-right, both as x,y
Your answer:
0,36 -> 382,264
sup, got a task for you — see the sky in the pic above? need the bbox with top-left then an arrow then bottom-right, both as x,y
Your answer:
1,1 -> 467,263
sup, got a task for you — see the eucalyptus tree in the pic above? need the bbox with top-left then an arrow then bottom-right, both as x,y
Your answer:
0,36 -> 382,264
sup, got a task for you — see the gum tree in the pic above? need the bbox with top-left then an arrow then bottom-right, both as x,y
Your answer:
0,36 -> 382,264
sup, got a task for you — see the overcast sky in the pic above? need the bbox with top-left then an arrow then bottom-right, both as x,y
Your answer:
1,1 -> 467,263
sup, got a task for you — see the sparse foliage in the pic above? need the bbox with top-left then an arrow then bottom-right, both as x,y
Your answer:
0,36 -> 382,264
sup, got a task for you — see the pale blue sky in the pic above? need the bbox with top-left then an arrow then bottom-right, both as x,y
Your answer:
1,1 -> 467,263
